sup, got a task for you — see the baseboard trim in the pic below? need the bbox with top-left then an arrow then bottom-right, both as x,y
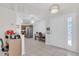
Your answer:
45,43 -> 79,54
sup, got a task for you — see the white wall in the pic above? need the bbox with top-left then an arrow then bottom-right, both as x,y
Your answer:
0,6 -> 16,49
33,19 -> 46,37
46,14 -> 67,48
16,14 -> 23,34
76,13 -> 79,52
46,12 -> 79,53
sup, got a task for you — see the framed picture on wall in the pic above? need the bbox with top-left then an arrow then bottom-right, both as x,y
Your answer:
46,27 -> 50,34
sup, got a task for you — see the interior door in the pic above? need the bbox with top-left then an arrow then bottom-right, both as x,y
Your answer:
27,26 -> 33,38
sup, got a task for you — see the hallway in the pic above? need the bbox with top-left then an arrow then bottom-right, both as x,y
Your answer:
25,38 -> 79,56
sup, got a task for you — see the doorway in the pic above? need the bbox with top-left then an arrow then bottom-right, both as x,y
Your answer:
21,24 -> 33,38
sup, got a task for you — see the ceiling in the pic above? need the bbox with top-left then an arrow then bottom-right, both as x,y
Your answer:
0,3 -> 52,16
0,3 -> 79,14
0,3 -> 79,24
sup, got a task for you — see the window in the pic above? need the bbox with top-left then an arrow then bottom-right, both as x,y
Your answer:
67,16 -> 73,46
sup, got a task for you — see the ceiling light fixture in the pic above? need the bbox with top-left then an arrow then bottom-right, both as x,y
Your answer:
49,4 -> 60,14
31,20 -> 34,24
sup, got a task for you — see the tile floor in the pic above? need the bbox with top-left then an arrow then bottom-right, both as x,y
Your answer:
25,38 -> 79,56
0,51 -> 5,56
0,38 -> 79,56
